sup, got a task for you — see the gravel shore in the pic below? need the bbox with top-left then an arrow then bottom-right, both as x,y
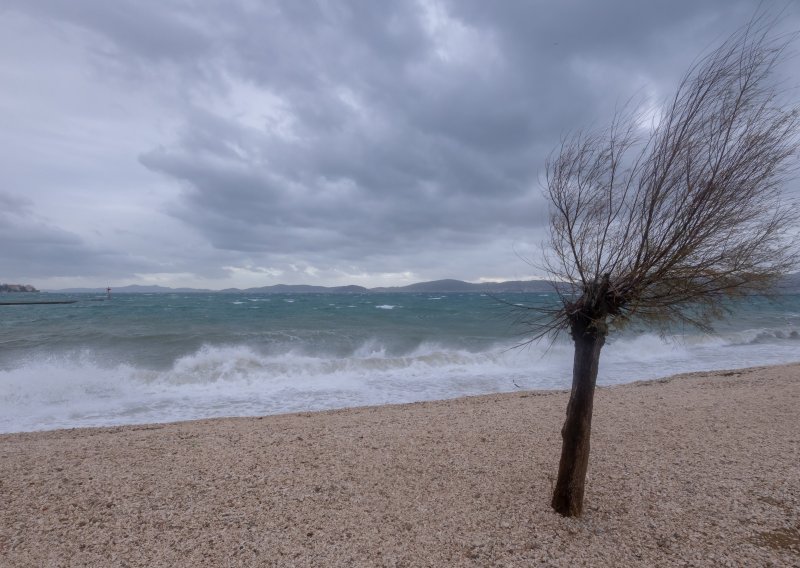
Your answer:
1,363 -> 799,567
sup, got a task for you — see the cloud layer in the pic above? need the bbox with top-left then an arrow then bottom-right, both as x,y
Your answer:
2,1 -> 797,288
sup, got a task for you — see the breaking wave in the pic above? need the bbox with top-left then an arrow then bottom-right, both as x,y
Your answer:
1,326 -> 798,433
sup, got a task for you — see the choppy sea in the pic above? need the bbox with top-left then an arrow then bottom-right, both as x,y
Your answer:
1,291 -> 798,433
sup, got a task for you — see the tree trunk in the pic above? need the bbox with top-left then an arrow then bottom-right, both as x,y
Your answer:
551,321 -> 606,517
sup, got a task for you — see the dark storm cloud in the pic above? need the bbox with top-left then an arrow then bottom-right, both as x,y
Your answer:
2,1 -> 798,286
130,0 -> 549,262
135,0 -> 761,260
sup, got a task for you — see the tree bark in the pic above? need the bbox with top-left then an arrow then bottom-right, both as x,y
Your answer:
551,320 -> 606,517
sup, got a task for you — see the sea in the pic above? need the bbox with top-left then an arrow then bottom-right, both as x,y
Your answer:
1,291 -> 798,433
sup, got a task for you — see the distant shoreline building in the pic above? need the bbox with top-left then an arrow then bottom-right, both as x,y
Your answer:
0,283 -> 39,293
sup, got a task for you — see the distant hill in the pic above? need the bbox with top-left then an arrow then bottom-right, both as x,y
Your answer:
776,272 -> 800,293
221,284 -> 369,294
371,279 -> 554,293
42,274 -> 800,295
371,279 -> 478,293
46,279 -> 553,294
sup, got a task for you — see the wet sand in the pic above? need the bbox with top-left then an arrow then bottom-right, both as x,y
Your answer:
1,363 -> 799,567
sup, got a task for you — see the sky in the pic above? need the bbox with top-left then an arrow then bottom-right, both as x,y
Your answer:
2,1 -> 799,290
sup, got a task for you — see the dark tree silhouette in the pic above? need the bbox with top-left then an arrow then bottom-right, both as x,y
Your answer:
535,17 -> 800,517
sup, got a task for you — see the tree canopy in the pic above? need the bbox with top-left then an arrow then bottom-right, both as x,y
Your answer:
539,17 -> 799,339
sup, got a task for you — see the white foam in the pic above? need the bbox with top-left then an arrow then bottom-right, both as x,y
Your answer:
0,342 -> 549,433
1,328 -> 798,433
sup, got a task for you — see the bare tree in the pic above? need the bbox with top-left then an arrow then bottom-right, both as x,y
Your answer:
536,17 -> 800,517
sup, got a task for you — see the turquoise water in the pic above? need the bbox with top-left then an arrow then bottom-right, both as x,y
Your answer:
1,292 -> 798,432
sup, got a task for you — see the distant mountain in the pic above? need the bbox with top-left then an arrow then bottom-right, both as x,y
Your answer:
371,279 -> 554,293
371,279 -> 478,293
777,272 -> 800,293
46,279 -> 553,294
116,285 -> 215,293
43,273 -> 799,295
221,284 -> 369,294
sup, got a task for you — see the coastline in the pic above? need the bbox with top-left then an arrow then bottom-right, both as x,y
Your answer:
1,363 -> 799,566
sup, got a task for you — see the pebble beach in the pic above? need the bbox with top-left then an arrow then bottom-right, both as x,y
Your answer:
1,363 -> 799,567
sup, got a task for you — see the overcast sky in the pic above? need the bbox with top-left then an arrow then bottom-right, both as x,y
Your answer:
2,1 -> 798,289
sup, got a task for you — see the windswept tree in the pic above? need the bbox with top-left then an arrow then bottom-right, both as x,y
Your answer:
535,17 -> 800,517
